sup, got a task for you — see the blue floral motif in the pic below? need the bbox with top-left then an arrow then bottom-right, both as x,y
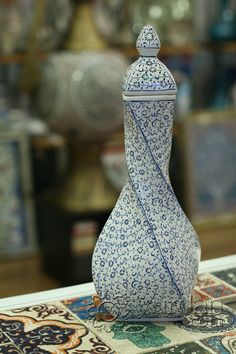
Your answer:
122,25 -> 176,93
122,57 -> 177,93
92,25 -> 200,321
136,25 -> 161,50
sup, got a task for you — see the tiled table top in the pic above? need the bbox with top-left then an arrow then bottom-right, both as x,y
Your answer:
0,255 -> 235,353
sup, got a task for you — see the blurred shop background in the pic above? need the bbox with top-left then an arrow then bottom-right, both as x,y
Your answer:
0,0 -> 236,297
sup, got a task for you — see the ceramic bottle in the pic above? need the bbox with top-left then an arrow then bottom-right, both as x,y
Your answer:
92,25 -> 201,321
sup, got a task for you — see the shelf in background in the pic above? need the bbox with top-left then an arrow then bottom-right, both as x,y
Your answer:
0,52 -> 49,64
0,41 -> 236,64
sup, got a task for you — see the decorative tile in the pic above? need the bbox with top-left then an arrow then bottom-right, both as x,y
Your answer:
212,268 -> 236,288
63,295 -> 98,320
200,284 -> 236,299
0,301 -> 114,354
0,313 -> 88,353
192,289 -> 212,305
111,322 -> 171,349
10,301 -> 76,321
63,295 -> 236,353
64,296 -> 209,353
64,296 -> 173,353
62,295 -> 113,322
79,337 -> 116,354
195,272 -> 236,304
200,331 -> 236,354
0,295 -> 235,354
65,296 -> 176,351
87,319 -> 174,354
149,341 -> 211,354
195,274 -> 218,288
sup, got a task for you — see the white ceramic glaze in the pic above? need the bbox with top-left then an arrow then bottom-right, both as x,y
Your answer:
92,25 -> 201,321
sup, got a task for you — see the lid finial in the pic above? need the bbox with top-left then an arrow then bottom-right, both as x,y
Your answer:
136,25 -> 161,57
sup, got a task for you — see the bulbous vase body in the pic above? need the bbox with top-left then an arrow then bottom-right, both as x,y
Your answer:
92,25 -> 201,321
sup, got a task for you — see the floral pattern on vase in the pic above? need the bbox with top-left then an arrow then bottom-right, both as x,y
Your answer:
92,25 -> 201,321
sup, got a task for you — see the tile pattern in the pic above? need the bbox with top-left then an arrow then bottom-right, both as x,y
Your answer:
200,332 -> 236,353
149,342 -> 212,353
212,268 -> 236,288
192,289 -> 211,305
200,284 -> 236,298
0,267 -> 235,353
195,273 -> 218,288
0,301 -> 114,354
111,322 -> 171,349
63,296 -> 236,354
0,343 -> 22,353
195,271 -> 236,303
63,295 -> 97,320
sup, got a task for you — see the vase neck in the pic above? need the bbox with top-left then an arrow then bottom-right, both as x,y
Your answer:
124,100 -> 174,179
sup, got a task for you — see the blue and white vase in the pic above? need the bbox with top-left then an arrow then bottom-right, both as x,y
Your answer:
92,25 -> 201,321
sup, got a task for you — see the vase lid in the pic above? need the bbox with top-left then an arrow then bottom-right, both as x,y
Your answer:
122,25 -> 177,96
